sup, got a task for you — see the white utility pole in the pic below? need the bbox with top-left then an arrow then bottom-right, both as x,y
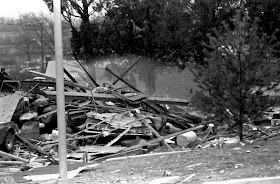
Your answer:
54,0 -> 75,183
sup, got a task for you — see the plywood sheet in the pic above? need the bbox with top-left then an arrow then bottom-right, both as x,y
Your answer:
0,92 -> 23,123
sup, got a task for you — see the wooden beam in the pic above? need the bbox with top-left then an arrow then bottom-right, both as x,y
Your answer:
122,125 -> 205,152
0,161 -> 24,165
105,125 -> 133,147
43,91 -> 190,106
63,68 -> 78,83
106,67 -> 142,93
75,59 -> 100,87
112,56 -> 141,85
132,112 -> 174,151
0,150 -> 29,163
28,70 -> 92,91
16,134 -> 58,164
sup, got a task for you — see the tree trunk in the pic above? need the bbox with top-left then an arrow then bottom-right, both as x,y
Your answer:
27,49 -> 31,62
81,0 -> 90,22
238,121 -> 244,142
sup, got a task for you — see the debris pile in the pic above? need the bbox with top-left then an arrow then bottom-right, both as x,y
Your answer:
1,61 -> 280,182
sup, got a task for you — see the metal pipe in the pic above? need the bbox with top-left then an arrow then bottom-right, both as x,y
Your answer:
40,23 -> 44,73
54,0 -> 68,179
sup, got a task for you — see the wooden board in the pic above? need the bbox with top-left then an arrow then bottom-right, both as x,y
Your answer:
43,91 -> 190,106
67,152 -> 100,159
76,145 -> 125,154
67,145 -> 125,159
0,92 -> 23,123
29,70 -> 92,91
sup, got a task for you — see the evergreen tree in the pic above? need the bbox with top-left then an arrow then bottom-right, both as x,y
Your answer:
191,11 -> 280,141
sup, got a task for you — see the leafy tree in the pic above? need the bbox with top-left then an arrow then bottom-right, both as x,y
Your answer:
44,0 -> 194,64
96,0 -> 195,94
100,0 -> 193,64
190,0 -> 241,64
191,11 -> 280,141
43,0 -> 102,23
43,0 -> 105,60
246,0 -> 280,35
246,0 -> 280,56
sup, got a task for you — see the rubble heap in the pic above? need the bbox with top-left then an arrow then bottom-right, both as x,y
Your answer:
0,63 -> 279,181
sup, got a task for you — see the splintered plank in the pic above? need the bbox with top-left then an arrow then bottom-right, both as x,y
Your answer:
0,92 -> 23,123
77,145 -> 125,154
147,96 -> 190,106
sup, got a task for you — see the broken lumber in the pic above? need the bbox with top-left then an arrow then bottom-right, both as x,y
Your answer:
134,112 -> 174,152
105,67 -> 190,118
63,68 -> 78,84
105,68 -> 179,116
93,149 -> 144,162
105,67 -> 142,93
43,91 -> 190,106
42,114 -> 152,145
75,59 -> 100,87
144,121 -> 174,152
105,69 -> 192,128
16,134 -> 58,164
169,113 -> 195,127
105,150 -> 192,162
122,125 -> 205,152
0,150 -> 29,163
105,125 -> 133,147
16,134 -> 45,155
40,134 -> 100,145
200,125 -> 214,144
41,115 -> 151,145
204,133 -> 237,142
251,132 -> 280,143
28,70 -> 92,91
0,161 -> 24,165
74,118 -> 109,136
113,56 -> 141,85
63,68 -> 87,92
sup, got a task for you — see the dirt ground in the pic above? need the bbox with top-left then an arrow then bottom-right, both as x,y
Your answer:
1,135 -> 279,184
72,136 -> 280,184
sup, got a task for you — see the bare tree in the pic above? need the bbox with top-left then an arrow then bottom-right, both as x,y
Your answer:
14,21 -> 34,61
15,13 -> 72,61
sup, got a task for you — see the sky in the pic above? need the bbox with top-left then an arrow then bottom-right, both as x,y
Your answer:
0,0 -> 50,18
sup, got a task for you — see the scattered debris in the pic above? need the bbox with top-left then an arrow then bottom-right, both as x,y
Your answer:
1,61 -> 280,182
